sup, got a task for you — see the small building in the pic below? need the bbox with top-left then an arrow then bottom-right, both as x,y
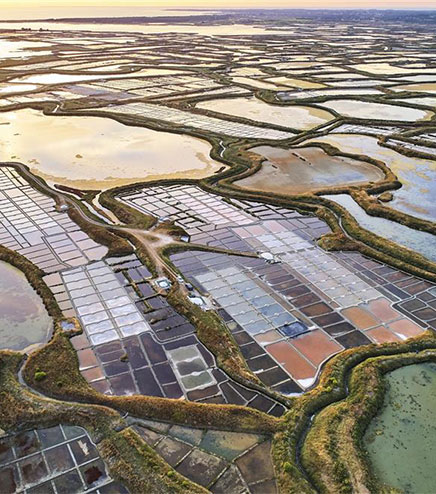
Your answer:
156,277 -> 172,290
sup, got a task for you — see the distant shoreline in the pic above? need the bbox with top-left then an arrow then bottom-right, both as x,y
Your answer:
3,9 -> 436,25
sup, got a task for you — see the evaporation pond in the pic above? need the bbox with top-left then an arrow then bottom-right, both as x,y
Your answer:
237,145 -> 384,193
196,96 -> 334,130
364,362 -> 436,493
319,99 -> 433,122
308,133 -> 436,222
0,108 -> 221,189
0,261 -> 51,351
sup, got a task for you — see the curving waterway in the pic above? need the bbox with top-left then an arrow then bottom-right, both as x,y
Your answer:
323,193 -> 436,263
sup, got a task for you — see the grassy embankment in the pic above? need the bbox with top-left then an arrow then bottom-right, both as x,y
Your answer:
271,331 -> 436,494
0,351 -> 206,494
301,346 -> 436,493
3,162 -> 133,257
0,244 -> 62,320
21,324 -> 436,494
22,331 -> 282,435
61,94 -> 436,279
199,140 -> 436,282
0,162 -> 278,404
99,187 -> 157,229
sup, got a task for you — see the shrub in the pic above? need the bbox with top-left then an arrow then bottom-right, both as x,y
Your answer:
34,371 -> 47,382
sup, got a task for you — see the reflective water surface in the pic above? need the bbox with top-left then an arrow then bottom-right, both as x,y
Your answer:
0,109 -> 221,189
319,99 -> 433,122
0,261 -> 52,351
392,82 -> 436,93
0,22 -> 294,36
0,39 -> 52,58
237,145 -> 384,194
324,194 -> 436,263
197,96 -> 334,131
309,134 -> 436,222
0,83 -> 39,94
364,362 -> 436,493
13,68 -> 185,85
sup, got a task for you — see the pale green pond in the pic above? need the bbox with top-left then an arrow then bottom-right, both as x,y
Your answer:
0,261 -> 52,351
364,362 -> 436,494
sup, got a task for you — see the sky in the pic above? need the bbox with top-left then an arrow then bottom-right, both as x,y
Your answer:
0,0 -> 435,10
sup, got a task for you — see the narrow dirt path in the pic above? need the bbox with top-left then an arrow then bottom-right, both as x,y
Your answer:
1,162 -> 258,286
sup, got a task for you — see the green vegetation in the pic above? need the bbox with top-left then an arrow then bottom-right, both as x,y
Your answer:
2,26 -> 436,494
6,80 -> 436,289
301,349 -> 436,493
314,195 -> 436,281
350,189 -> 436,236
19,324 -> 436,494
99,188 -> 157,229
34,370 -> 47,381
67,207 -> 133,257
1,310 -> 433,494
182,138 -> 436,282
22,331 -> 282,434
166,284 -> 287,406
0,351 -> 206,493
272,331 -> 436,494
99,427 -> 207,494
6,163 -> 133,258
26,98 -> 435,282
0,244 -> 62,320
